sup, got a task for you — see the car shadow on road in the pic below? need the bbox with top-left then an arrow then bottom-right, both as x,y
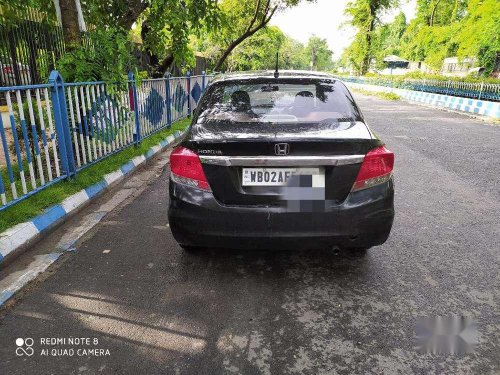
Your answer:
176,245 -> 376,288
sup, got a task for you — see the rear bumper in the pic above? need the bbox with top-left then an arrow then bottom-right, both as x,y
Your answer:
168,179 -> 394,250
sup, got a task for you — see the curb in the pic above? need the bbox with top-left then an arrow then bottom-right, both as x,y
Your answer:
345,82 -> 500,119
0,130 -> 184,265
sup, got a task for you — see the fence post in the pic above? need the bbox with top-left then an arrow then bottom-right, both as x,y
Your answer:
128,71 -> 141,145
48,70 -> 76,178
186,71 -> 192,117
478,81 -> 484,101
164,72 -> 172,127
202,71 -> 206,92
445,80 -> 450,96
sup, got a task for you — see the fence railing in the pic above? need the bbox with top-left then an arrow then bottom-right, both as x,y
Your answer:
0,71 -> 213,211
0,4 -> 64,88
340,76 -> 500,102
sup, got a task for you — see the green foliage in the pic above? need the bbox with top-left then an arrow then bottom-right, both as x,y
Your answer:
413,0 -> 468,26
142,0 -> 220,70
351,88 -> 400,100
280,37 -> 310,70
364,70 -> 500,83
402,23 -> 460,70
400,0 -> 498,75
192,0 -> 274,71
0,0 -> 56,25
213,0 -> 313,51
371,12 -> 407,68
398,0 -> 467,70
306,36 -> 334,71
192,0 -> 316,72
71,0 -> 220,76
224,26 -> 285,71
197,23 -> 327,72
453,0 -> 500,74
342,0 -> 398,74
341,32 -> 369,75
57,28 -> 135,83
217,0 -> 265,47
342,0 -> 500,76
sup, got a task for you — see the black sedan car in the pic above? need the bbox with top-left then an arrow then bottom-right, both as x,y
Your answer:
168,71 -> 394,252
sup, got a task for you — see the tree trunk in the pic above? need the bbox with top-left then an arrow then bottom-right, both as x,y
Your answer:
59,0 -> 81,50
430,0 -> 442,26
120,0 -> 149,30
361,16 -> 376,75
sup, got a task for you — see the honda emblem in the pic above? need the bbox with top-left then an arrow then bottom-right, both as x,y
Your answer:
275,143 -> 290,156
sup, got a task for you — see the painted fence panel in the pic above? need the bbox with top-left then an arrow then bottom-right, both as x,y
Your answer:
65,82 -> 136,169
0,71 -> 213,211
0,84 -> 66,208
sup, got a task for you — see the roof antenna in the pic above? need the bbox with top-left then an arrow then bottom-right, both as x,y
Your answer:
274,52 -> 280,79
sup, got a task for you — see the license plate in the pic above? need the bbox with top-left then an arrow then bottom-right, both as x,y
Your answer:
242,168 -> 323,186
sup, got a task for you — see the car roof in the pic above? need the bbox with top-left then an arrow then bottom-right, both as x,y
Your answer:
211,70 -> 340,84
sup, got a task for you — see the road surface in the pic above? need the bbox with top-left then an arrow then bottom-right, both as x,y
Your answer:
0,95 -> 499,374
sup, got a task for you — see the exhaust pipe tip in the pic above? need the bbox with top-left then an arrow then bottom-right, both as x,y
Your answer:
331,246 -> 340,255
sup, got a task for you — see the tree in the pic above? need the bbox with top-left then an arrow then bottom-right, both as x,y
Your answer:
341,33 -> 369,74
454,0 -> 500,74
306,36 -> 333,71
398,0 -> 477,72
224,26 -> 286,71
344,0 -> 397,74
193,23 -> 310,72
411,0 -> 463,27
212,0 -> 314,72
83,0 -> 220,76
212,0 -> 278,71
54,0 -> 81,51
280,37 -> 309,70
141,0 -> 220,75
370,12 -> 407,68
340,0 -> 499,77
403,24 -> 458,70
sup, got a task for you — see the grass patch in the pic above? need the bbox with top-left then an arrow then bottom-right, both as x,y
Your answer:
351,88 -> 400,101
0,118 -> 190,233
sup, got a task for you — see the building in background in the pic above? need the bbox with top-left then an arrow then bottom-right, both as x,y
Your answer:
441,57 -> 476,77
380,55 -> 409,75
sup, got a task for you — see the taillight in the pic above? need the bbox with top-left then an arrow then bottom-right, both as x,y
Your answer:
352,146 -> 394,192
170,147 -> 211,191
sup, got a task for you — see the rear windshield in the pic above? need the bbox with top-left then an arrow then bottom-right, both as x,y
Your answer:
196,79 -> 361,125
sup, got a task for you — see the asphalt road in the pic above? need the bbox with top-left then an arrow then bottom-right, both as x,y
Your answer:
0,95 -> 499,374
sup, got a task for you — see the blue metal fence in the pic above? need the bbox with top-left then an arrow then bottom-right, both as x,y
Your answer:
0,71 -> 213,211
340,76 -> 500,102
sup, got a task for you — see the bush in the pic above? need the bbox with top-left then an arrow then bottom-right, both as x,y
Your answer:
365,71 -> 500,84
57,28 -> 136,84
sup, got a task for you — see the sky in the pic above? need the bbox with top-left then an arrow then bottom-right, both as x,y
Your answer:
271,0 -> 417,59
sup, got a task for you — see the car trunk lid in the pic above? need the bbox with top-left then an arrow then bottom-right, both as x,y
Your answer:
184,122 -> 380,206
